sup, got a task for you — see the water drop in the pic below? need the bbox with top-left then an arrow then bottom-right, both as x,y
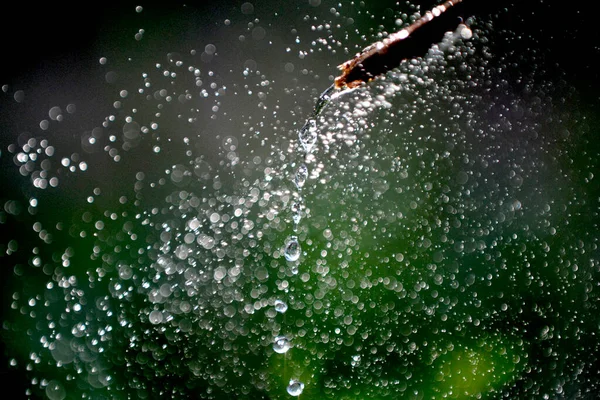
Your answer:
284,236 -> 301,262
291,201 -> 302,225
149,310 -> 163,324
273,336 -> 291,354
287,379 -> 305,396
45,380 -> 66,400
459,24 -> 473,39
49,106 -> 62,121
274,299 -> 288,313
299,119 -> 318,153
14,90 -> 25,103
294,164 -> 308,189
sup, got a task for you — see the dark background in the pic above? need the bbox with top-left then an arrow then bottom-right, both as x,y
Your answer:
2,0 -> 600,98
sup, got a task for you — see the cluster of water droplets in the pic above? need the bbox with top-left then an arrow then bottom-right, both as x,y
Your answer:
3,1 -> 600,399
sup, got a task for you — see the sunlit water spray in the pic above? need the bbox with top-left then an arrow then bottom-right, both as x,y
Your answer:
280,3 -> 475,392
284,0 -> 470,273
2,8 -> 480,398
1,1 -> 599,399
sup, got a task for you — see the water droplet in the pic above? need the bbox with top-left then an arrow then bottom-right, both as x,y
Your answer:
291,201 -> 302,225
149,310 -> 163,324
45,380 -> 66,400
459,24 -> 473,39
287,379 -> 305,396
273,336 -> 291,354
299,119 -> 318,153
274,299 -> 288,313
284,236 -> 301,262
294,164 -> 308,189
14,90 -> 25,103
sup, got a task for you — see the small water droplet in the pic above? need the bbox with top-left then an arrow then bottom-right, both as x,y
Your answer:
274,299 -> 288,313
284,236 -> 301,262
295,164 -> 308,189
287,379 -> 305,396
299,119 -> 318,153
291,201 -> 302,225
273,335 -> 292,354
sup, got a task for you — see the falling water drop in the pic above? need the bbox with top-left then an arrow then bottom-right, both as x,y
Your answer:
291,201 -> 302,225
274,299 -> 288,313
298,119 -> 318,153
273,336 -> 292,354
286,379 -> 305,396
284,236 -> 301,262
294,164 -> 308,189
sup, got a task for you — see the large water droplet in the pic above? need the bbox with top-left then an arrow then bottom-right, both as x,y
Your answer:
274,299 -> 288,313
273,335 -> 292,354
284,236 -> 301,262
299,119 -> 318,153
45,380 -> 66,400
294,164 -> 308,189
287,379 -> 305,396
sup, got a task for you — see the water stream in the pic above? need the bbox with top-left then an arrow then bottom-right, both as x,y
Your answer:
284,85 -> 335,265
